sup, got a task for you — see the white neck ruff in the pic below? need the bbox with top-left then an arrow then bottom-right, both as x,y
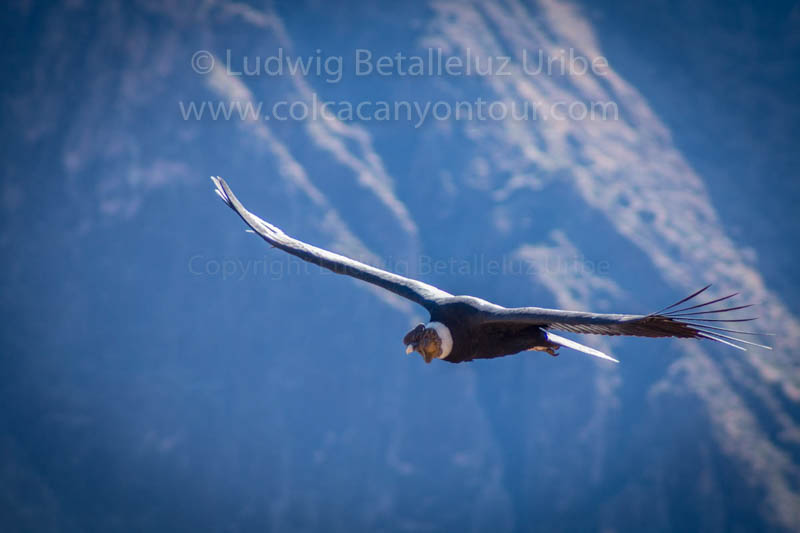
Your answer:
428,322 -> 453,359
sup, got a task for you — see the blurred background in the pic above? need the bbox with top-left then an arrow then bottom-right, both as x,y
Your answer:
2,0 -> 799,531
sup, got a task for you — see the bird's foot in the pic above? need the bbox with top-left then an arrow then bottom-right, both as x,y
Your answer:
530,345 -> 559,357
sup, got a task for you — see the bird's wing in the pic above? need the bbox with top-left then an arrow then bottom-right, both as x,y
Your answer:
484,285 -> 772,351
544,331 -> 619,363
211,177 -> 452,310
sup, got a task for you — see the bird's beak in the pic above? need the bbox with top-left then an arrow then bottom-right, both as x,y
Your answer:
405,344 -> 415,355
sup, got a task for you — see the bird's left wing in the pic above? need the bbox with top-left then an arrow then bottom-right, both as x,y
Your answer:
211,177 -> 452,310
484,286 -> 772,351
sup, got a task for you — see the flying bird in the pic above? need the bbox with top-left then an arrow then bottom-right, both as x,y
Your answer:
211,177 -> 771,364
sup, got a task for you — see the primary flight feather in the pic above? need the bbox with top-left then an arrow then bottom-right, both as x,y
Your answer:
211,177 -> 771,364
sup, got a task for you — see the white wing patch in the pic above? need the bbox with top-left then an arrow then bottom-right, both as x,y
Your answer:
545,331 -> 619,363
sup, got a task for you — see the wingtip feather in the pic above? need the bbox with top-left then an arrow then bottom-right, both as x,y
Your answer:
210,175 -> 232,207
696,332 -> 747,351
652,284 -> 713,316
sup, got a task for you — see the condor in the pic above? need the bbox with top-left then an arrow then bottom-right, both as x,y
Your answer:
211,177 -> 770,364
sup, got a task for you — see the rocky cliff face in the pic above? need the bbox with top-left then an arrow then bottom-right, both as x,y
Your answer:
1,1 -> 798,532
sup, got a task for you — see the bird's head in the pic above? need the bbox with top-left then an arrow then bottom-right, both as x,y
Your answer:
403,322 -> 453,363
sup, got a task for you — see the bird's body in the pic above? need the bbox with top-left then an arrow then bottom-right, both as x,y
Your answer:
211,177 -> 771,364
422,297 -> 552,363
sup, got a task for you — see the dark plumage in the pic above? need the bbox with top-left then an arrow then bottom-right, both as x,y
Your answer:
211,177 -> 771,364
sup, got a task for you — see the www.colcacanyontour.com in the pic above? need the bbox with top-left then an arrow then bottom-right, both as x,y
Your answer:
183,47 -> 619,127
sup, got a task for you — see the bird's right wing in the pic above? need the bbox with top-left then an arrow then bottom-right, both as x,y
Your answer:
484,286 -> 772,351
544,331 -> 620,363
211,177 -> 452,310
